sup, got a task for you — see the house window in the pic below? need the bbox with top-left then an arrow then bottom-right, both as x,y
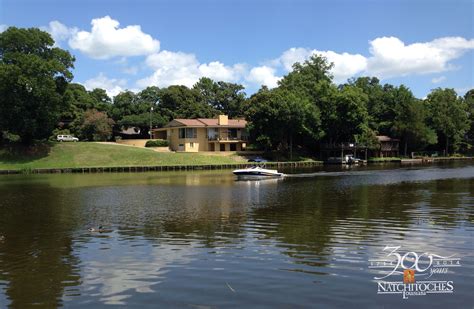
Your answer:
190,142 -> 194,148
178,128 -> 197,139
186,128 -> 197,138
207,128 -> 217,140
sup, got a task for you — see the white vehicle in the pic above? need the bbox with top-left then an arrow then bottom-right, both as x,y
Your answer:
57,135 -> 79,142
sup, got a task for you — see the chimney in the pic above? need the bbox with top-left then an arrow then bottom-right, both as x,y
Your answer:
218,115 -> 228,125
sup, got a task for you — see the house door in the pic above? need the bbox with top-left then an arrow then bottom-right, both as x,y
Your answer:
230,144 -> 236,151
209,143 -> 215,151
220,144 -> 226,151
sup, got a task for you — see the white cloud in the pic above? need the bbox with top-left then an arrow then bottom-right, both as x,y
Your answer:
366,36 -> 474,78
319,50 -> 368,83
455,86 -> 474,96
246,66 -> 281,88
431,76 -> 446,84
0,25 -> 7,33
273,47 -> 367,83
83,73 -> 127,97
37,16 -> 474,92
278,47 -> 314,71
270,36 -> 474,84
69,16 -> 159,59
42,21 -> 77,45
138,50 -> 246,88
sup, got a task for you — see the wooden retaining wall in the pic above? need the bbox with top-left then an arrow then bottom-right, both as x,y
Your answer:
0,161 -> 324,175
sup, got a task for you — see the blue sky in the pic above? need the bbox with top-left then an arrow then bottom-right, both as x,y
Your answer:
1,0 -> 473,98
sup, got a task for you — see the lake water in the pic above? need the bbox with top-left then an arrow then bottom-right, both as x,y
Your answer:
0,162 -> 473,308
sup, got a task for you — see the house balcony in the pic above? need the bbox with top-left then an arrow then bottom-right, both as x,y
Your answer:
208,135 -> 248,142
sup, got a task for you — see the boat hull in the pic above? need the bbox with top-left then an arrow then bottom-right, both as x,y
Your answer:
232,167 -> 284,178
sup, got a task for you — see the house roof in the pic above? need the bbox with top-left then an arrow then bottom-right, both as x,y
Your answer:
164,118 -> 247,128
376,135 -> 400,142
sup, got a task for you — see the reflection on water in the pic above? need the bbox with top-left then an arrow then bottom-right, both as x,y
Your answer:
0,162 -> 473,308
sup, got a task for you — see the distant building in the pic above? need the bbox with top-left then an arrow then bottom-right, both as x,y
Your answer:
374,135 -> 399,157
319,135 -> 400,161
151,115 -> 248,152
119,127 -> 141,139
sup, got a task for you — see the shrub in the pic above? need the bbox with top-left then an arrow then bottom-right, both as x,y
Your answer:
145,139 -> 169,147
79,109 -> 114,141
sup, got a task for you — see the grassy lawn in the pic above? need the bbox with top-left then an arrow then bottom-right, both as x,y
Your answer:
367,157 -> 402,162
0,142 -> 245,170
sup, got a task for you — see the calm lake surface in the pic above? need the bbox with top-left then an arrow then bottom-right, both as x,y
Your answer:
0,162 -> 473,308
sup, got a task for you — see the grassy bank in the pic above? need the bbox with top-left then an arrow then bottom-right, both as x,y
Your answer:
367,157 -> 402,162
0,142 -> 245,170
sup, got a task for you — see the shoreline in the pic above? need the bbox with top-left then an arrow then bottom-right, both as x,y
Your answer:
0,156 -> 472,175
0,161 -> 324,175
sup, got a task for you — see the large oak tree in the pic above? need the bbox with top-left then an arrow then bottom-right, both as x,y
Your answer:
0,27 -> 75,143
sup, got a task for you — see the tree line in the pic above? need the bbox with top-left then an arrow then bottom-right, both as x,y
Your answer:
1,27 -> 473,156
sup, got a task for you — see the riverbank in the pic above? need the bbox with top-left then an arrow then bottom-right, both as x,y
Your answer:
0,161 -> 324,174
0,142 -> 321,174
1,142 -> 472,174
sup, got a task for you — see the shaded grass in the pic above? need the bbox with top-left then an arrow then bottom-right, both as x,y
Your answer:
0,142 -> 244,170
368,157 -> 401,162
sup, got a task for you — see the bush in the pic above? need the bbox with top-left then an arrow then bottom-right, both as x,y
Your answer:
145,139 -> 169,147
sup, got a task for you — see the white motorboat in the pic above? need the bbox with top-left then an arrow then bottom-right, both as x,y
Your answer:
233,166 -> 284,178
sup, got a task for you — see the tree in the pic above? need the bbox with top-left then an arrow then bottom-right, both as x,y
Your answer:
0,27 -> 75,143
79,109 -> 114,141
327,85 -> 370,143
89,88 -> 111,111
158,85 -> 216,120
110,91 -> 137,122
246,87 -> 322,156
278,54 -> 338,143
193,77 -> 247,117
390,85 -> 436,156
464,89 -> 474,148
348,77 -> 389,133
427,88 -> 469,154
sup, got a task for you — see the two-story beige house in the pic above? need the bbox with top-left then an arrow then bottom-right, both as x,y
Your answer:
151,115 -> 248,152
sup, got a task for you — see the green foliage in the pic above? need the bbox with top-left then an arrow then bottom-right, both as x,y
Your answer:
464,89 -> 474,147
355,129 -> 379,150
1,131 -> 21,143
145,139 -> 169,147
328,85 -> 370,143
193,77 -> 247,117
0,27 -> 75,143
1,26 -> 472,158
348,77 -> 390,133
79,109 -> 114,141
390,85 -> 437,155
246,87 -> 321,152
427,88 -> 469,154
159,85 -> 216,120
